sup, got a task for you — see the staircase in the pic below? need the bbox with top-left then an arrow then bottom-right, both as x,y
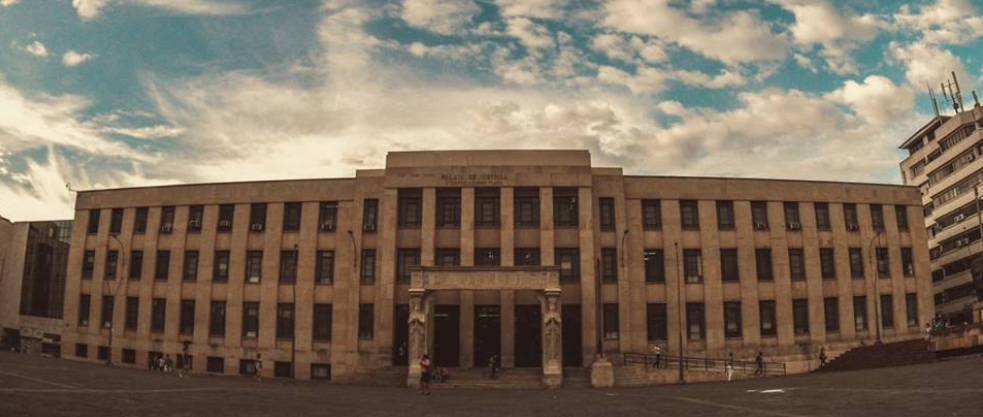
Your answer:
562,367 -> 591,389
815,339 -> 935,373
431,367 -> 544,389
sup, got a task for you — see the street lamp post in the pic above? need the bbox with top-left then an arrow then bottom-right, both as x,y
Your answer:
675,242 -> 685,384
867,230 -> 884,344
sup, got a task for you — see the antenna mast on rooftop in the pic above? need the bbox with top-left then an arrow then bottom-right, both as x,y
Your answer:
927,83 -> 941,118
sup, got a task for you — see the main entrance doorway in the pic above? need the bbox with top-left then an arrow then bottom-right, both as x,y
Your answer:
473,305 -> 501,368
562,305 -> 582,367
434,305 -> 460,367
514,305 -> 542,367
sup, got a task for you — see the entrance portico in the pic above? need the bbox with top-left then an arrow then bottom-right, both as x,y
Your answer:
407,266 -> 563,388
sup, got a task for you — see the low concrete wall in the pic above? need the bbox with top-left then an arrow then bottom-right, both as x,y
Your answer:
932,323 -> 983,352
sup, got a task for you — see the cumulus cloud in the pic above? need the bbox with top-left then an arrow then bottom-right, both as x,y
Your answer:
62,50 -> 96,67
768,0 -> 884,74
896,0 -> 983,45
824,75 -> 915,125
890,41 -> 970,89
505,17 -> 556,55
495,0 -> 568,19
589,33 -> 666,64
72,0 -> 246,20
401,0 -> 480,35
1,0 -> 20,6
23,41 -> 48,57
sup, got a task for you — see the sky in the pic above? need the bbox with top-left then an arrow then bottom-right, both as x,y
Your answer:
0,0 -> 981,221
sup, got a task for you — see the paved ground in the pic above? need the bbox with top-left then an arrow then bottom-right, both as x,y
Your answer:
1,352 -> 981,417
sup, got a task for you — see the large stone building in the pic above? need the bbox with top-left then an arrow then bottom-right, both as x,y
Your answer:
61,150 -> 932,385
899,103 -> 983,321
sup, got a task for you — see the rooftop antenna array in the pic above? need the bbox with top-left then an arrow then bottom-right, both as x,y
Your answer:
939,71 -> 965,114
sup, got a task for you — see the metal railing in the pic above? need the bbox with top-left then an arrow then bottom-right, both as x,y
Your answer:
623,352 -> 787,377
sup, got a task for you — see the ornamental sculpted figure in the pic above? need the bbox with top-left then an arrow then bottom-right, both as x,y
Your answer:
409,295 -> 427,358
544,295 -> 561,362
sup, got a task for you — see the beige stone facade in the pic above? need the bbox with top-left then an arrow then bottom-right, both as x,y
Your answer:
61,150 -> 932,383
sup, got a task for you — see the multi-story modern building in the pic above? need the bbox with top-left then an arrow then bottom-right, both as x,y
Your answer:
61,150 -> 931,385
899,103 -> 983,322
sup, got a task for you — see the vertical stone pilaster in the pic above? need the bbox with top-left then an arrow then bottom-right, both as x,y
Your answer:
460,187 -> 475,367
406,289 -> 428,387
542,289 -> 562,388
500,187 -> 515,367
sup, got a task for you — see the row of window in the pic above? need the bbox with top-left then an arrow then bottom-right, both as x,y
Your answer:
406,187 -> 580,229
82,249 -> 336,284
86,202 -> 351,235
645,200 -> 909,232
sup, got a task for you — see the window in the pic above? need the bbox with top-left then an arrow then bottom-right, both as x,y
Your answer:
87,209 -> 101,234
815,203 -> 831,230
793,299 -> 809,335
824,297 -> 839,332
362,199 -> 379,232
475,248 -> 501,266
318,202 -> 338,232
151,298 -> 165,333
78,294 -> 91,326
283,202 -> 302,231
398,189 -> 422,228
853,296 -> 868,331
680,200 -> 699,229
101,295 -> 114,328
160,206 -> 175,233
788,248 -> 805,281
901,247 -> 914,276
475,188 -> 501,227
134,207 -> 148,234
905,293 -> 918,327
876,248 -> 889,278
784,202 -> 801,229
436,248 -> 461,266
311,364 -> 331,380
716,201 -> 735,230
755,249 -> 773,281
183,251 -> 199,282
820,248 -> 835,279
75,343 -> 88,358
751,201 -> 768,229
276,303 -> 295,340
601,248 -> 618,283
683,249 -> 702,283
239,360 -> 257,376
121,348 -> 136,364
280,250 -> 297,283
358,304 -> 374,339
724,301 -> 742,338
129,251 -> 143,280
844,203 -> 859,230
603,304 -> 619,339
361,250 -> 376,285
154,250 -> 171,281
514,187 -> 540,227
313,304 -> 332,341
896,205 -> 909,230
188,205 -> 204,232
207,357 -> 225,373
646,303 -> 667,341
720,249 -> 739,282
599,197 -> 616,231
849,248 -> 863,278
110,208 -> 123,234
249,203 -> 267,232
105,250 -> 119,280
555,248 -> 580,283
218,204 -> 234,232
245,251 -> 263,283
125,297 -> 139,331
274,361 -> 292,378
98,346 -> 109,361
514,248 -> 539,266
242,302 -> 260,338
880,295 -> 894,329
644,249 -> 664,283
641,199 -> 662,229
759,300 -> 776,337
179,300 -> 195,334
82,250 -> 95,279
213,251 -> 230,283
436,189 -> 461,228
315,251 -> 335,284
553,188 -> 579,227
870,204 -> 884,231
209,301 -> 226,337
396,249 -> 421,283
686,303 -> 705,340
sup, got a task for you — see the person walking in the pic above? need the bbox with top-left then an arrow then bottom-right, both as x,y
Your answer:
819,347 -> 828,368
726,352 -> 735,382
419,354 -> 433,395
254,354 -> 264,382
754,352 -> 765,376
650,345 -> 662,369
488,355 -> 499,380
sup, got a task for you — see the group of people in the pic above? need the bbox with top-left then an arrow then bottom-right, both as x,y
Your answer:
649,345 -> 771,382
148,354 -> 174,372
416,354 -> 501,395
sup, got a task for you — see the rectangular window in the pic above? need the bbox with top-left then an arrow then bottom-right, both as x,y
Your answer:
756,249 -> 773,281
249,203 -> 267,232
824,297 -> 840,333
155,250 -> 170,281
179,300 -> 195,335
122,349 -> 136,364
100,295 -> 114,328
436,188 -> 461,228
105,250 -> 119,280
435,248 -> 461,266
160,206 -> 175,233
217,204 -> 234,232
207,357 -> 225,373
188,205 -> 204,232
644,249 -> 664,283
318,202 -> 338,232
720,249 -> 739,282
820,248 -> 835,279
75,343 -> 89,358
555,248 -> 580,283
358,304 -> 374,339
784,202 -> 801,229
601,248 -> 618,283
82,250 -> 95,279
245,251 -> 263,283
396,249 -> 421,283
514,187 -> 539,228
646,303 -> 667,341
314,304 -> 333,341
876,248 -> 890,278
311,364 -> 331,380
724,301 -> 742,338
398,189 -> 422,228
514,248 -> 539,266
641,199 -> 662,230
475,248 -> 501,266
844,203 -> 859,230
905,293 -> 918,327
751,201 -> 768,229
759,300 -> 777,337
242,302 -> 260,338
151,298 -> 166,333
315,251 -> 335,284
849,248 -> 864,278
134,207 -> 148,234
854,296 -> 868,331
686,302 -> 705,340
274,362 -> 292,378
87,209 -> 101,234
603,304 -> 619,339
78,294 -> 91,326
683,249 -> 702,283
283,202 -> 302,231
870,204 -> 885,231
553,188 -> 579,227
110,208 -> 123,234
475,188 -> 501,227
599,197 -> 616,231
716,200 -> 735,230
880,295 -> 894,329
680,200 -> 699,229
901,247 -> 914,276
209,301 -> 226,337
213,251 -> 230,283
176,355 -> 194,374
793,299 -> 809,335
239,360 -> 257,376
98,346 -> 109,361
276,303 -> 295,340
788,248 -> 805,281
125,297 -> 139,331
360,250 -> 376,285
129,250 -> 143,280
279,250 -> 297,283
183,251 -> 199,282
895,205 -> 909,231
362,199 -> 379,232
815,202 -> 831,230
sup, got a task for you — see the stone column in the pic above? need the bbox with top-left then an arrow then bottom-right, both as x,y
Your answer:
407,289 -> 429,387
541,289 -> 563,388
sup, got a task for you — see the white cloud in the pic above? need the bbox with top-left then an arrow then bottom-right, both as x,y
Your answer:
589,33 -> 667,64
768,0 -> 884,74
401,0 -> 480,35
794,53 -> 817,72
596,65 -> 744,95
896,0 -> 983,45
495,0 -> 568,19
62,50 -> 96,67
72,0 -> 246,20
1,0 -> 20,6
23,41 -> 48,57
505,17 -> 555,55
100,124 -> 183,139
824,75 -> 915,125
890,41 -> 970,90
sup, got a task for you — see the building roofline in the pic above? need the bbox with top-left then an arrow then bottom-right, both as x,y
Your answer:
899,116 -> 947,149
623,174 -> 913,190
76,176 -> 355,194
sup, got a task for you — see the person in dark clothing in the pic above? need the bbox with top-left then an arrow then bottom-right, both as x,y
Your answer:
754,352 -> 765,376
819,347 -> 828,368
419,354 -> 433,395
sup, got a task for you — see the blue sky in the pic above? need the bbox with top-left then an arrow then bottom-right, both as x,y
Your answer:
0,0 -> 981,221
